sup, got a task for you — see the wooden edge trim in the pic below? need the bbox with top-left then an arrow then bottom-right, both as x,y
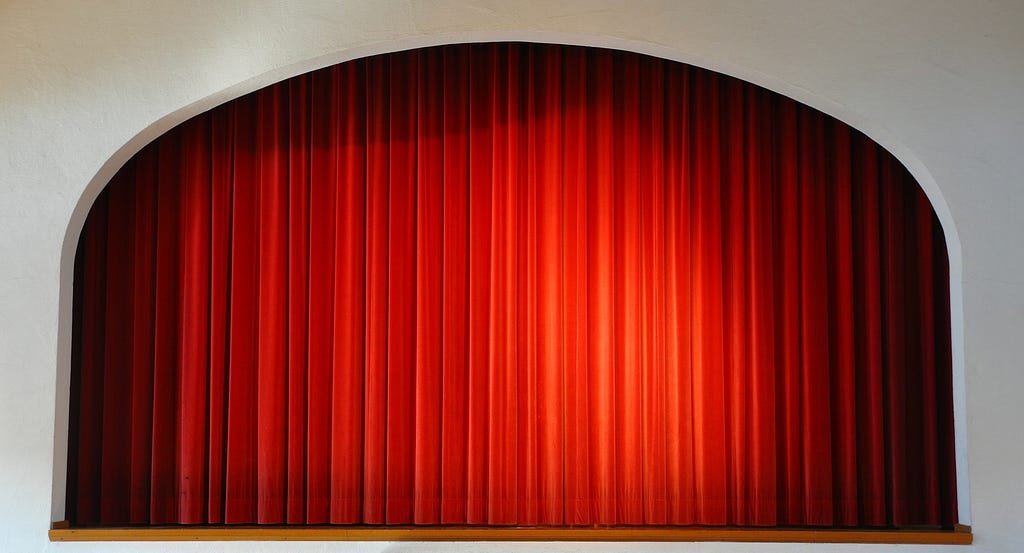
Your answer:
48,524 -> 973,544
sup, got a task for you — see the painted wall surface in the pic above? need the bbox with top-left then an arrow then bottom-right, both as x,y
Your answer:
1,1 -> 1021,551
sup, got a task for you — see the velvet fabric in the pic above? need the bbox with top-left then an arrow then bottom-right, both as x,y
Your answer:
68,43 -> 957,528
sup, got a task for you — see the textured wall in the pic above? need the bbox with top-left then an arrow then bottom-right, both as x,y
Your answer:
2,1 -> 1022,551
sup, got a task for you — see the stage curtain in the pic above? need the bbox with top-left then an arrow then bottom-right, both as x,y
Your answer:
67,43 -> 957,528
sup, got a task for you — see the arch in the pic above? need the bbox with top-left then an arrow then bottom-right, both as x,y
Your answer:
52,33 -> 970,526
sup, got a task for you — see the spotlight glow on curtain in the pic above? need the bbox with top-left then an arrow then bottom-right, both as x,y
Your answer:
68,43 -> 957,528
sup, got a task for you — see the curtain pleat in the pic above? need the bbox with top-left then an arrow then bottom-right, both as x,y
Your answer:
69,43 -> 957,528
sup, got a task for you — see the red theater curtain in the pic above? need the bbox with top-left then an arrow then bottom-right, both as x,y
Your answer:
68,43 -> 957,528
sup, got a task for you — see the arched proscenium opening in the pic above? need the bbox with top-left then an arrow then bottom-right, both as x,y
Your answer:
54,36 -> 966,528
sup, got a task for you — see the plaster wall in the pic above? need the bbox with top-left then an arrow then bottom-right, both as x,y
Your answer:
1,1 -> 1022,551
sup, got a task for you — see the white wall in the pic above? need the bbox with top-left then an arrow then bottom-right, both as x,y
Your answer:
2,1 -> 1022,551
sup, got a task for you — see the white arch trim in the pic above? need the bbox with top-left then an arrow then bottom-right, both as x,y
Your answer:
52,32 -> 970,526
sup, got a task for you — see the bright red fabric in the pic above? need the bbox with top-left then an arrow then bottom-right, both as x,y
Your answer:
68,43 -> 957,527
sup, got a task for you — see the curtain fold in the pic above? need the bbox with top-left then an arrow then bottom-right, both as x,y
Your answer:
68,43 -> 957,528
